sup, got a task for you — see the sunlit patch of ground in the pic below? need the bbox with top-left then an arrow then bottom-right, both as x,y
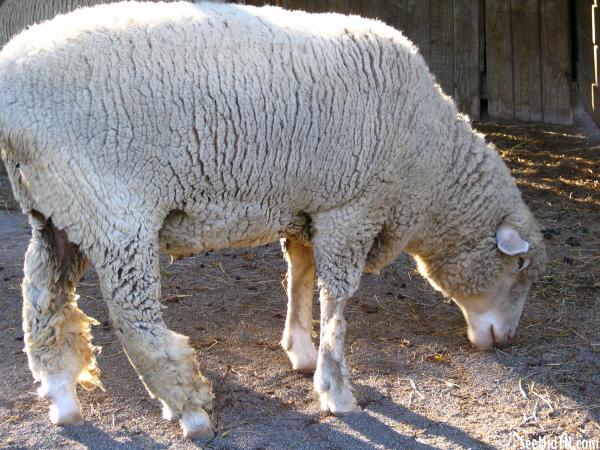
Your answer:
477,121 -> 600,428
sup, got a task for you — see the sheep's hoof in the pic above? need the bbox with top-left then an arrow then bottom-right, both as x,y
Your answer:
294,363 -> 317,375
43,383 -> 83,426
283,333 -> 318,374
181,410 -> 214,440
161,401 -> 178,422
49,401 -> 84,425
38,375 -> 84,426
288,347 -> 318,374
319,390 -> 361,416
330,404 -> 362,416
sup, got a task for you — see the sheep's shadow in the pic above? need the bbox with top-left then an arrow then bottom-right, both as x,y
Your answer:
59,423 -> 168,450
60,382 -> 486,450
344,383 -> 495,450
200,369 -> 492,450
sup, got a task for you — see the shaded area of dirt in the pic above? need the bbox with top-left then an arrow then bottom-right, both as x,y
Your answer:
1,120 -> 599,449
0,174 -> 17,211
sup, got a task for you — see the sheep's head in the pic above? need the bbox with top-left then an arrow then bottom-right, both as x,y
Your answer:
415,211 -> 546,350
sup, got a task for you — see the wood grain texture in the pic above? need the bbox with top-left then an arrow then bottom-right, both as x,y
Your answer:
581,75 -> 600,124
303,0 -> 330,12
577,0 -> 594,41
479,0 -> 485,72
577,1 -> 598,126
540,0 -> 573,124
591,82 -> 600,124
329,0 -> 377,16
379,0 -> 407,32
578,29 -> 598,82
485,0 -> 514,118
579,70 -> 595,116
511,0 -> 543,121
406,0 -> 430,64
454,0 -> 480,118
594,2 -> 600,43
429,0 -> 454,96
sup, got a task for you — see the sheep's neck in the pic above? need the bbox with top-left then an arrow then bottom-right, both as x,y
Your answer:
406,122 -> 517,262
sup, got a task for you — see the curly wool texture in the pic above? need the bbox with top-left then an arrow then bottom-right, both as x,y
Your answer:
0,0 -> 199,178
0,1 -> 542,300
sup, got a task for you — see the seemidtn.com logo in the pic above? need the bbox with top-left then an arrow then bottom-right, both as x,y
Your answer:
514,434 -> 600,450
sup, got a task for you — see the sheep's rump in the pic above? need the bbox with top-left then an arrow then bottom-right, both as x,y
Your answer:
0,1 -> 439,255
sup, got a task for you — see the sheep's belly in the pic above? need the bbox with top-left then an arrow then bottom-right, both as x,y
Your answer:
158,209 -> 284,258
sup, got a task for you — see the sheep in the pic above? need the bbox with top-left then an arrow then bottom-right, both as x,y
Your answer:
0,1 -> 546,439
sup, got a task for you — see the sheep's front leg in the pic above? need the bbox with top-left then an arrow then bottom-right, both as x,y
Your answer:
310,207 -> 380,415
314,288 -> 360,414
22,214 -> 100,425
96,238 -> 214,439
280,237 -> 318,373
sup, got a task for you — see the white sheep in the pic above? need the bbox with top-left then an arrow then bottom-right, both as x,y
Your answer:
0,1 -> 545,439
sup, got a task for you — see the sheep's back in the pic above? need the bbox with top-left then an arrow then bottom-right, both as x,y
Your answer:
0,1 -> 421,215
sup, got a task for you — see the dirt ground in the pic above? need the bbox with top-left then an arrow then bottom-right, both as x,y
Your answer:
1,117 -> 599,449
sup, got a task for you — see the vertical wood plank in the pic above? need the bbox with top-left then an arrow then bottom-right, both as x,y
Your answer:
328,0 -> 349,14
331,0 -> 380,18
406,0 -> 430,63
485,0 -> 514,118
540,0 -> 573,124
578,28 -> 598,82
430,0 -> 454,95
511,0 -> 543,121
329,0 -> 367,15
576,1 -> 598,125
594,1 -> 600,43
379,0 -> 407,33
359,0 -> 380,18
479,0 -> 485,72
591,82 -> 600,124
578,0 -> 594,41
576,0 -> 595,82
454,0 -> 480,118
306,0 -> 332,12
304,0 -> 330,12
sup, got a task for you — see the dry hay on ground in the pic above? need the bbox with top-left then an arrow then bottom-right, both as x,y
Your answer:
477,121 -> 600,414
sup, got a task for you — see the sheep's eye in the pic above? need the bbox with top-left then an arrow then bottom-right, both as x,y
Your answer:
517,257 -> 525,271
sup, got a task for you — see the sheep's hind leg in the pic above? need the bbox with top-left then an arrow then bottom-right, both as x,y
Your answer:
280,237 -> 318,373
96,237 -> 214,439
22,213 -> 100,425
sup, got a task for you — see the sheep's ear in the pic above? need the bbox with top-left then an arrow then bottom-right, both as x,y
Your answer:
496,225 -> 529,256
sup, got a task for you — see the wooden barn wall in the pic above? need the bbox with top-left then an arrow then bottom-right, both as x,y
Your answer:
486,0 -> 572,124
577,0 -> 600,125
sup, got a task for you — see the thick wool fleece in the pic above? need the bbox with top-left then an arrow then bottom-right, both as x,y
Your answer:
0,1 -> 542,302
0,0 -> 214,179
